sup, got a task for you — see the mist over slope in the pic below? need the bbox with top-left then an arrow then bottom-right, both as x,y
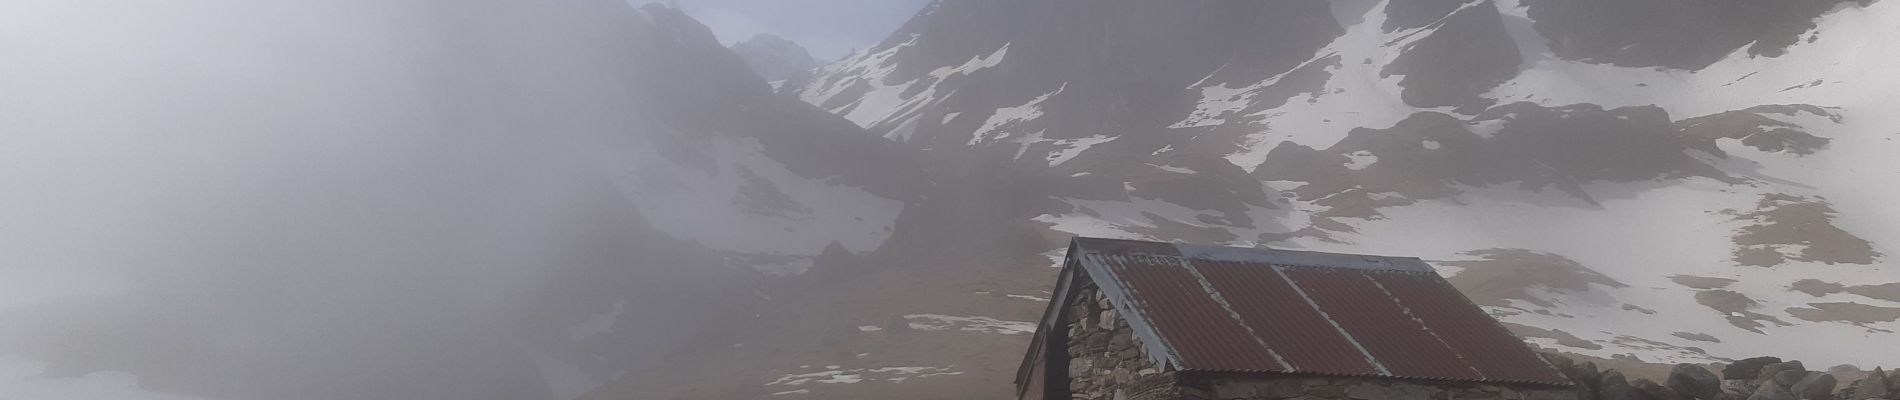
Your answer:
6,0 -> 1897,399
0,1 -> 915,399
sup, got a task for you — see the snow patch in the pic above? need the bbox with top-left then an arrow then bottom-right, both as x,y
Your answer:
1150,163 -> 1196,174
970,84 -> 1066,146
1007,294 -> 1051,302
766,366 -> 963,386
904,314 -> 1035,335
1044,134 -> 1114,166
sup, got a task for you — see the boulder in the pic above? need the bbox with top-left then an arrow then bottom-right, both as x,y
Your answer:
1856,368 -> 1889,400
1749,381 -> 1797,400
1762,362 -> 1808,384
1548,353 -> 1578,373
1776,370 -> 1810,388
1728,357 -> 1786,381
1671,364 -> 1725,399
1636,378 -> 1687,400
1890,369 -> 1900,398
1790,372 -> 1836,400
1560,360 -> 1601,400
1891,368 -> 1900,396
1724,380 -> 1757,398
1601,371 -> 1638,400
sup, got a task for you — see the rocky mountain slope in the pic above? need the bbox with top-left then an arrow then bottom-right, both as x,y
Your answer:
731,34 -> 822,82
590,0 -> 1900,398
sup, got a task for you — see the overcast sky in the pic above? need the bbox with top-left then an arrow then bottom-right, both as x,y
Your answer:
648,0 -> 933,60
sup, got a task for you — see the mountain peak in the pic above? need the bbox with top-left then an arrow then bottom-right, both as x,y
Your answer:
732,33 -> 820,81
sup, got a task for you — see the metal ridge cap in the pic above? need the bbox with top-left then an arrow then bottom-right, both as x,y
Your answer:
1174,367 -> 1576,387
1075,247 -> 1434,273
1171,243 -> 1433,273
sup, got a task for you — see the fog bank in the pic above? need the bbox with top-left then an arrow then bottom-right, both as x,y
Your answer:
0,1 -> 743,399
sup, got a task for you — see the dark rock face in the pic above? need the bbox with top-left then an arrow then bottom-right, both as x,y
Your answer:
1671,364 -> 1725,400
1677,105 -> 1838,156
1383,0 -> 1521,111
1255,102 -> 1733,238
1724,194 -> 1881,268
1471,102 -> 1733,197
1235,97 -> 1798,247
1265,102 -> 1734,203
1727,357 -> 1785,380
730,34 -> 821,81
1523,0 -> 1869,70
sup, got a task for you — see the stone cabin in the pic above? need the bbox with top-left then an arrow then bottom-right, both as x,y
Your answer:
1014,238 -> 1577,400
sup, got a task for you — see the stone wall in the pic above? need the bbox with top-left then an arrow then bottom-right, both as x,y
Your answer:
1067,284 -> 1192,400
1062,280 -> 1577,400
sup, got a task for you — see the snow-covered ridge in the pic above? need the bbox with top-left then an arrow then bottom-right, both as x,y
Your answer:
786,0 -> 1900,369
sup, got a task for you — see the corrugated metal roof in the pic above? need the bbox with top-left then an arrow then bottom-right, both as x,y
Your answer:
1060,237 -> 1570,386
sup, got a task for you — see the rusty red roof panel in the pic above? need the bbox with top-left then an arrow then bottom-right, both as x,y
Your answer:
1368,273 -> 1570,384
1278,267 -> 1488,382
1194,260 -> 1379,376
1065,237 -> 1569,386
1097,254 -> 1281,371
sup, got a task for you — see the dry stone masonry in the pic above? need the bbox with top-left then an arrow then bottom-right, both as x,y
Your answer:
1066,285 -> 1183,400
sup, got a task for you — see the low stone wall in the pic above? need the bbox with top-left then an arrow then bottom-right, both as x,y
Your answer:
1543,354 -> 1900,400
